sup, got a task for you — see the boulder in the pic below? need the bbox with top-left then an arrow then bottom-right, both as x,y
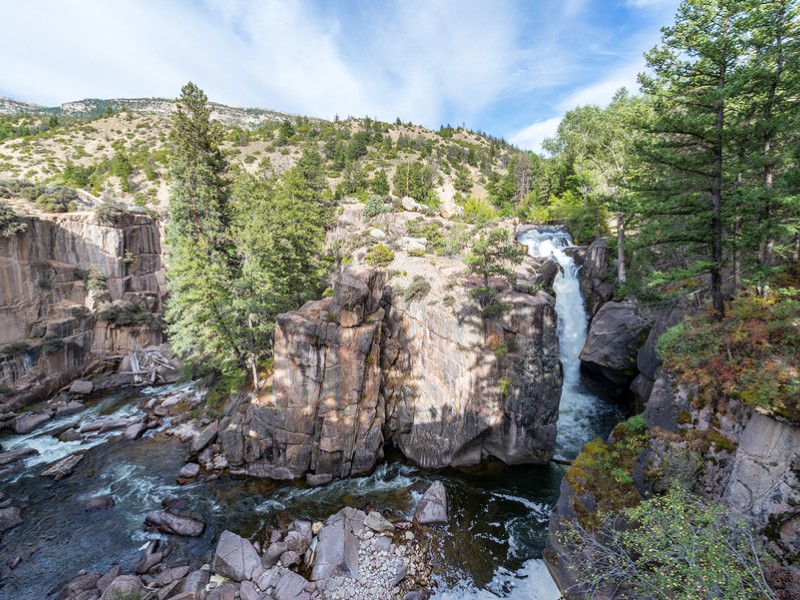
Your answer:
306,473 -> 333,487
284,531 -> 311,555
401,196 -> 422,212
96,565 -> 121,591
191,420 -> 219,454
0,447 -> 39,467
61,572 -> 102,597
178,463 -> 200,480
280,550 -> 301,568
439,199 -> 463,220
181,569 -> 210,596
310,507 -> 365,581
13,411 -> 51,434
262,541 -> 289,569
414,481 -> 448,525
397,237 -> 428,253
144,510 -> 205,537
84,495 -> 115,512
364,511 -> 394,533
123,421 -> 146,440
328,267 -> 386,328
239,580 -> 261,600
579,301 -> 651,393
274,568 -> 312,600
40,452 -> 84,481
99,575 -> 144,600
0,505 -> 22,532
213,530 -> 261,582
54,401 -> 85,417
68,380 -> 94,395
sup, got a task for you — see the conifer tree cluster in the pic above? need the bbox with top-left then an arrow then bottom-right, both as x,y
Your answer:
165,83 -> 331,388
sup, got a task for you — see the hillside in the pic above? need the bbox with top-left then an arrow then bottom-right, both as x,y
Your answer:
0,96 -> 517,213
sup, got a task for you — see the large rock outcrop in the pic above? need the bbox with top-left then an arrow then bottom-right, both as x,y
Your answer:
221,268 -> 386,480
382,285 -> 561,468
579,301 -> 651,394
0,211 -> 165,405
545,368 -> 800,597
221,262 -> 563,479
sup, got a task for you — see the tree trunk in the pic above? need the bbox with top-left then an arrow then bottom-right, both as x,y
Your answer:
616,214 -> 626,283
711,63 -> 726,319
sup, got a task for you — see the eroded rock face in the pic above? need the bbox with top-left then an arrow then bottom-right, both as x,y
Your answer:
383,287 -> 561,468
566,238 -> 613,316
0,212 -> 165,405
221,263 -> 563,480
221,267 -> 386,480
579,301 -> 651,394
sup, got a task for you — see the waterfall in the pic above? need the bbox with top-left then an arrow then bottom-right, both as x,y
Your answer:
519,227 -> 617,460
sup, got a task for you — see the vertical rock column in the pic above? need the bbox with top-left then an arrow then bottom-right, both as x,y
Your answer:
222,268 -> 387,480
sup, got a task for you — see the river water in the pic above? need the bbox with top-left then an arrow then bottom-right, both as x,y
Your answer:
0,227 -> 619,599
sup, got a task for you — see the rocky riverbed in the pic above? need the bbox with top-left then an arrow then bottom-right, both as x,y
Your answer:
58,484 -> 447,600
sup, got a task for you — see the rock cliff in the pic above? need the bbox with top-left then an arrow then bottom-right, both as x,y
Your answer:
545,368 -> 800,597
221,263 -> 563,479
0,211 -> 165,406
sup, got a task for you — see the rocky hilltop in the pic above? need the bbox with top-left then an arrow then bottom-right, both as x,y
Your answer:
0,96 -> 301,128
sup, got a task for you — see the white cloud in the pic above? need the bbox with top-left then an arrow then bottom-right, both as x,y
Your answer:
508,116 -> 562,151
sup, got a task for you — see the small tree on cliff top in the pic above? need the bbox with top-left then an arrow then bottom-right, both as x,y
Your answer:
466,227 -> 525,316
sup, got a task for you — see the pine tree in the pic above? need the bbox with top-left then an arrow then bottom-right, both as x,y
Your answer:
165,82 -> 243,378
466,227 -> 525,315
638,0 -> 748,318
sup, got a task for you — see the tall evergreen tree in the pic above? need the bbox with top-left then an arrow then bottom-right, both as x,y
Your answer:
165,82 -> 243,378
638,0 -> 748,318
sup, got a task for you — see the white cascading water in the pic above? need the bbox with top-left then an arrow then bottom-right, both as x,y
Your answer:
519,226 -> 614,460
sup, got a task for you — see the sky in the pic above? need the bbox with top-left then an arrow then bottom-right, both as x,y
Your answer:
0,0 -> 681,151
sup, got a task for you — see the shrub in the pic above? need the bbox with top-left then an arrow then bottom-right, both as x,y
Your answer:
403,275 -> 431,303
95,199 -> 128,226
42,336 -> 64,355
97,300 -> 158,328
0,200 -> 27,237
562,486 -> 776,600
463,196 -> 497,224
657,293 -> 800,421
363,194 -> 390,218
364,243 -> 394,267
2,341 -> 30,354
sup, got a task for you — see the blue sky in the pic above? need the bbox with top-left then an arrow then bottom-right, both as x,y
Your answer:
1,0 -> 680,150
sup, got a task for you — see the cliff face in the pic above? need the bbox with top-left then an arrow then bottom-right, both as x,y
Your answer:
382,287 -> 561,468
221,264 -> 563,480
643,370 -> 800,562
0,212 -> 165,404
545,368 -> 800,597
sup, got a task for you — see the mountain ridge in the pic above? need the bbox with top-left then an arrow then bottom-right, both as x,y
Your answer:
0,95 -> 312,127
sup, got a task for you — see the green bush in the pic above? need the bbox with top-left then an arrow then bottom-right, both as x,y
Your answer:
42,336 -> 64,355
0,200 -> 27,237
563,486 -> 776,600
98,300 -> 158,328
363,194 -> 390,218
364,243 -> 394,267
403,275 -> 431,303
2,341 -> 30,354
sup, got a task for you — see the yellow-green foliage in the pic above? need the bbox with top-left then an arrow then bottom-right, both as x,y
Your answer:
566,414 -> 648,520
364,243 -> 394,267
657,286 -> 800,422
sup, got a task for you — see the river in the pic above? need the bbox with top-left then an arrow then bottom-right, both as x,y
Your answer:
0,227 -> 619,599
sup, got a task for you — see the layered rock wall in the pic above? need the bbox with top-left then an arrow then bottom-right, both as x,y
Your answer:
0,212 -> 164,403
221,265 -> 563,480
